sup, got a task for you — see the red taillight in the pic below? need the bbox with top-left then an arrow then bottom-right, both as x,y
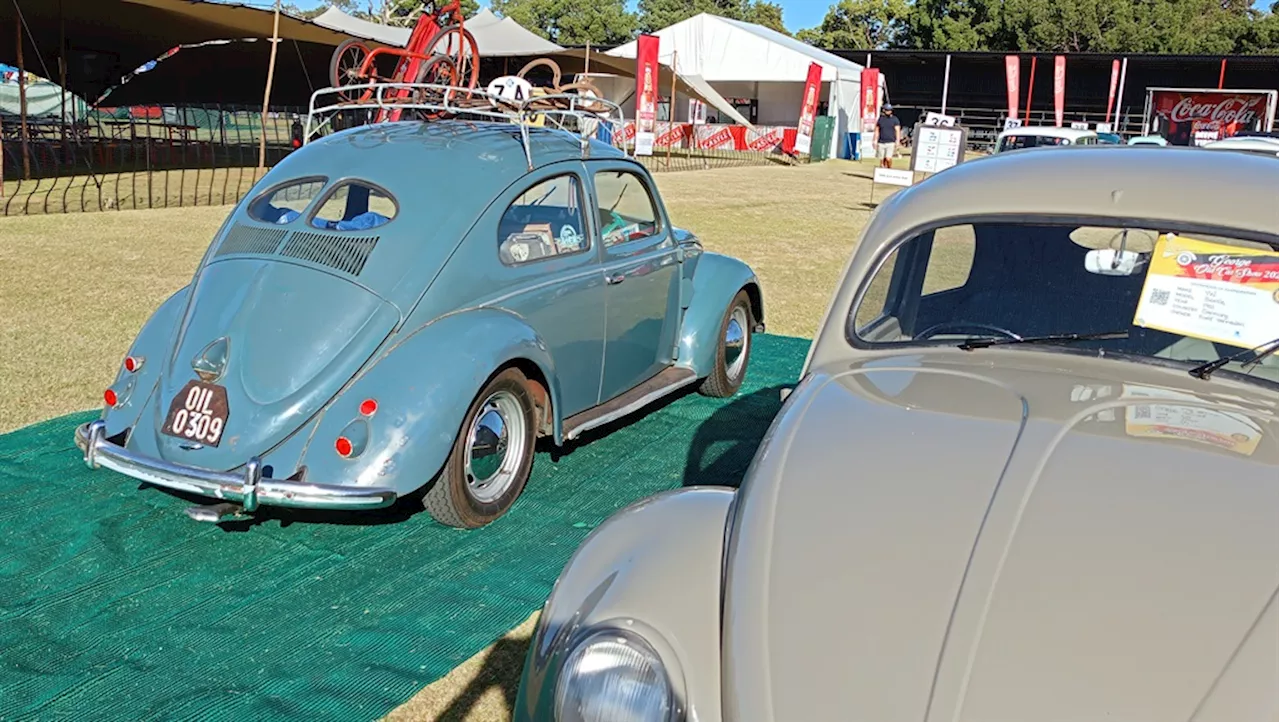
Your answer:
359,398 -> 378,416
104,389 -> 118,407
123,356 -> 142,372
335,436 -> 353,457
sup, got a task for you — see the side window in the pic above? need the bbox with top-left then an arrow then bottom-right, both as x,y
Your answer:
593,170 -> 660,247
311,181 -> 398,231
248,177 -> 326,224
498,174 -> 589,265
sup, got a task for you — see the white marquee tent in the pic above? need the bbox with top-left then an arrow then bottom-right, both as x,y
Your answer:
604,13 -> 886,157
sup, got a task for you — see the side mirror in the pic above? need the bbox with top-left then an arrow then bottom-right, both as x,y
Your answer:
1085,248 -> 1147,276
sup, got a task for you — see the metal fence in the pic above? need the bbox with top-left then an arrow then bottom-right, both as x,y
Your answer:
1,104 -> 305,216
1,104 -> 814,216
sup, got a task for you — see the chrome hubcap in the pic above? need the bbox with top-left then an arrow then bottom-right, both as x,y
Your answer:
464,390 -> 526,503
724,306 -> 749,381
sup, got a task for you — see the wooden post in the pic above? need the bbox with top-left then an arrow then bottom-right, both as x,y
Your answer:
665,50 -> 676,168
258,0 -> 282,170
16,20 -> 31,180
60,0 -> 68,162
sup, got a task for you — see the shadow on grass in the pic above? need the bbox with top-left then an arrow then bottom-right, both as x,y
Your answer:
430,635 -> 530,721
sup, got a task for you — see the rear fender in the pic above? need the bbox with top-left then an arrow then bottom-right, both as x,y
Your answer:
291,308 -> 561,496
101,285 -> 192,438
676,251 -> 764,378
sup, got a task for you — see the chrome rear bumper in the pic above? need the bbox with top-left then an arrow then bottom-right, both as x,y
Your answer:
75,420 -> 396,513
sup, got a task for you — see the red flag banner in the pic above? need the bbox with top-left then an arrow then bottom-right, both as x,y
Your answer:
1053,55 -> 1066,127
859,67 -> 880,155
794,62 -> 823,155
634,33 -> 659,156
1106,59 -> 1120,123
1004,56 -> 1020,121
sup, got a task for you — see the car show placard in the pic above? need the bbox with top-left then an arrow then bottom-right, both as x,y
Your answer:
909,123 -> 967,173
1133,233 -> 1279,348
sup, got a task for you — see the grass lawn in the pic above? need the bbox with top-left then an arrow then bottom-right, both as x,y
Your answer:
0,155 -> 916,720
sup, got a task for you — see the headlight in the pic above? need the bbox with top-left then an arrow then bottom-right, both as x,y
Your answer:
554,628 -> 675,722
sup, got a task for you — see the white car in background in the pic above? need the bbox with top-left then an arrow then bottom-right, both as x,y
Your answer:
1127,135 -> 1169,146
994,126 -> 1099,152
1204,135 -> 1280,157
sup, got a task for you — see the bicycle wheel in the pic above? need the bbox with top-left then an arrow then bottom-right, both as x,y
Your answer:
425,25 -> 480,89
410,54 -> 458,120
330,38 -> 374,102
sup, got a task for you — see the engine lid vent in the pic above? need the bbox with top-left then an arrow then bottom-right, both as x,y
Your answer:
279,231 -> 379,277
215,224 -> 289,257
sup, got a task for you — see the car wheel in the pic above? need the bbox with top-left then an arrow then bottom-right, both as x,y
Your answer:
423,367 -> 537,529
698,289 -> 753,398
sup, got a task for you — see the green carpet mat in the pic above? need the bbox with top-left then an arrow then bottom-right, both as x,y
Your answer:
0,333 -> 808,721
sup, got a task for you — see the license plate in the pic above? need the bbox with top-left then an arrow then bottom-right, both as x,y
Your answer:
161,380 -> 229,447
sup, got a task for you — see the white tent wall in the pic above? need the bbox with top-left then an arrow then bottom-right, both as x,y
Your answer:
606,13 -> 868,158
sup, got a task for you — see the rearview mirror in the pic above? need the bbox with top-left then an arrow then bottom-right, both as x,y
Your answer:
1085,248 -> 1147,276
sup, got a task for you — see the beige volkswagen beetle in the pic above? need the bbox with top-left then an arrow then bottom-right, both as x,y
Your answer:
513,146 -> 1279,721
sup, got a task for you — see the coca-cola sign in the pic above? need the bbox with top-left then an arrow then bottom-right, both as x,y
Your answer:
1156,91 -> 1266,125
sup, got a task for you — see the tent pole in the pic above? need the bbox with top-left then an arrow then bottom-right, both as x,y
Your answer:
1023,56 -> 1036,124
665,49 -> 676,168
59,0 -> 69,163
258,0 -> 282,171
940,54 -> 951,116
16,18 -> 31,180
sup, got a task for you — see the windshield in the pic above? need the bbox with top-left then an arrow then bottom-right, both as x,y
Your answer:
851,221 -> 1279,385
998,134 -> 1070,151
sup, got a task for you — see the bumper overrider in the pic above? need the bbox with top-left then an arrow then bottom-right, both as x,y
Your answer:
75,420 -> 397,521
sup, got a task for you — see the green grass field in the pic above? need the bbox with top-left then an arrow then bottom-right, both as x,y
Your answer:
0,155 -> 916,720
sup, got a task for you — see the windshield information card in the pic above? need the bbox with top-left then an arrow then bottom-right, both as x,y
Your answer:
1133,233 -> 1279,349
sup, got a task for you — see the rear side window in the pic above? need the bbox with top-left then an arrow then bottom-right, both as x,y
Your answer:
311,181 -> 398,231
498,175 -> 589,265
248,178 -> 326,224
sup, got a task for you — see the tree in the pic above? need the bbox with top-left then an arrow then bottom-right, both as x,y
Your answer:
491,0 -> 637,45
796,0 -> 910,48
637,0 -> 790,34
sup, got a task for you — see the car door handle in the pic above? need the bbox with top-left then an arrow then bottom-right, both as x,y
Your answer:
605,274 -> 626,285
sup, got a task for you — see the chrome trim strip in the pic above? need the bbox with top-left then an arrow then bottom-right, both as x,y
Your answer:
563,372 -> 700,441
75,421 -> 396,512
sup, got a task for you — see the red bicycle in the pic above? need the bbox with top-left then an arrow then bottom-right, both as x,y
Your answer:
328,0 -> 480,120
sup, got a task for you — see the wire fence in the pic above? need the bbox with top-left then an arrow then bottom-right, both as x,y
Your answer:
1,104 -> 814,216
1,104 -> 304,216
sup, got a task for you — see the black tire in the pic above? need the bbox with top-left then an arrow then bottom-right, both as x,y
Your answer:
330,38 -> 372,101
698,289 -> 753,398
423,367 -> 537,529
408,54 -> 457,120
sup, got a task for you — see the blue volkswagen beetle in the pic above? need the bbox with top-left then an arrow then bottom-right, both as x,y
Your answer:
75,117 -> 764,528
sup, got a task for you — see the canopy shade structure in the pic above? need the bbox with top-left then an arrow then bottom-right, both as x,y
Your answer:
311,7 -> 565,57
0,0 -> 358,107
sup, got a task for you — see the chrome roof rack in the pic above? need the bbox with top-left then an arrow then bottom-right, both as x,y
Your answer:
303,83 -> 630,169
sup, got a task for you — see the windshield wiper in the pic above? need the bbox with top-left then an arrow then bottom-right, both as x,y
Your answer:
958,330 -> 1130,351
1187,338 -> 1279,379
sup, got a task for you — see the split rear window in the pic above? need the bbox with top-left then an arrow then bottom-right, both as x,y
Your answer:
248,178 -> 398,231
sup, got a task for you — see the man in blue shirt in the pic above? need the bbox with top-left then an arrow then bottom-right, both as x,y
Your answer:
873,103 -> 901,168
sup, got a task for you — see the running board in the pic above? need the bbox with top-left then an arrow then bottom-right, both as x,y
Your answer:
563,367 -> 699,441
